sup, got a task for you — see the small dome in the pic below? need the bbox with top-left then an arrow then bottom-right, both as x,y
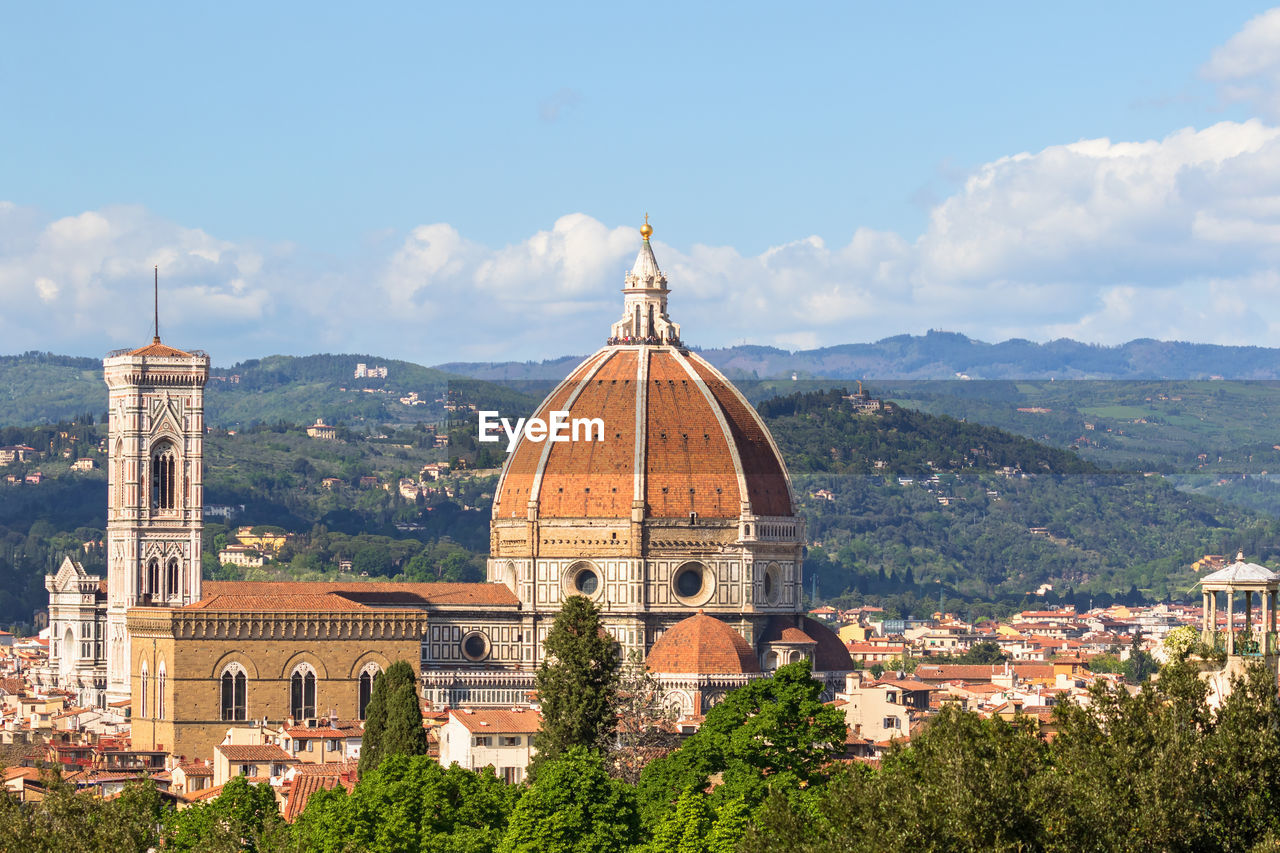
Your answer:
772,627 -> 816,643
763,616 -> 855,672
646,613 -> 760,675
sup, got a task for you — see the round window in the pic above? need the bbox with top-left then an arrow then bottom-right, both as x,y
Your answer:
673,562 -> 712,604
574,567 -> 599,595
764,562 -> 782,605
461,631 -> 490,661
675,566 -> 703,598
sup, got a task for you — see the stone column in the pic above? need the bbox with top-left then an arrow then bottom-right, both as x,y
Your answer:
1227,591 -> 1235,655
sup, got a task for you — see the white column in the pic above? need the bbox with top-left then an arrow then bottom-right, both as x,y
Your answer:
1228,591 -> 1236,656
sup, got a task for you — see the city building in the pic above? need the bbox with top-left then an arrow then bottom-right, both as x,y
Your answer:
35,221 -> 851,764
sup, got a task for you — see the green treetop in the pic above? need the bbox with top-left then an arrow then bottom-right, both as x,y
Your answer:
358,659 -> 427,775
637,659 -> 848,830
533,595 -> 622,763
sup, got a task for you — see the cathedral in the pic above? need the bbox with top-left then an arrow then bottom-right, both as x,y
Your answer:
39,221 -> 852,762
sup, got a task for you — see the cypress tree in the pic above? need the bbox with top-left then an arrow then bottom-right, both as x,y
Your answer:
534,595 -> 621,763
358,659 -> 426,775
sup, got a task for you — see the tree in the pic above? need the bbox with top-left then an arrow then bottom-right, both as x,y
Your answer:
1125,629 -> 1157,684
609,650 -> 680,784
1163,625 -> 1199,661
647,786 -> 714,853
352,544 -> 393,577
169,775 -> 287,852
534,595 -> 621,763
358,659 -> 426,775
499,747 -> 639,853
637,660 -> 848,830
293,754 -> 519,853
956,640 -> 1007,665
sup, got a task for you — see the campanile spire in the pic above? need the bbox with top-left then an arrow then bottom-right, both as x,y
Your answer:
610,216 -> 682,346
153,266 -> 160,344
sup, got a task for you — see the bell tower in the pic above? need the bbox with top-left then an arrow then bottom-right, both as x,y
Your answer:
103,270 -> 209,704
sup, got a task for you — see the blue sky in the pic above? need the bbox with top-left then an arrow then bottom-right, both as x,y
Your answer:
4,3 -> 1280,363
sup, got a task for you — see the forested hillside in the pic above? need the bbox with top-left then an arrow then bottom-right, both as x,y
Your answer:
5,382 -> 1280,629
762,389 -> 1280,616
0,352 -> 541,429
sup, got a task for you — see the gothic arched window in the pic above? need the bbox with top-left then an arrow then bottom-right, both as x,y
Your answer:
140,662 -> 149,719
151,441 -> 177,510
358,665 -> 381,720
166,558 -> 179,599
290,664 -> 317,720
221,664 -> 247,721
158,663 -> 166,721
145,558 -> 160,598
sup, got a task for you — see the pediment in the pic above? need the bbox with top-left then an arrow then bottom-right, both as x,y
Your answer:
52,556 -> 86,589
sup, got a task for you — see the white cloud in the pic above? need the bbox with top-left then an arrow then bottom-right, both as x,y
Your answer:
9,12 -> 1280,362
1204,8 -> 1280,118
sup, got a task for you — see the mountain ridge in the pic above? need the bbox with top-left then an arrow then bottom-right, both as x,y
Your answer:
437,331 -> 1280,381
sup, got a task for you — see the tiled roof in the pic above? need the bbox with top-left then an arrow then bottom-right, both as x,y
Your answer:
177,763 -> 213,777
294,760 -> 358,775
216,744 -> 297,763
189,581 -> 517,610
189,783 -> 225,802
124,341 -> 195,358
771,627 -> 817,644
870,678 -> 935,692
914,664 -> 1005,683
186,593 -> 368,611
647,613 -> 760,675
285,725 -> 350,738
283,773 -> 345,821
448,708 -> 542,733
494,347 -> 794,521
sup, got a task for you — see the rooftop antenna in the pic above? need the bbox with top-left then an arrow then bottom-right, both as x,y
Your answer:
153,266 -> 160,344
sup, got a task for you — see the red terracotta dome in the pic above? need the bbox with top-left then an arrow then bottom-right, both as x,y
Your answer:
645,613 -> 761,675
493,345 -> 792,520
493,223 -> 793,524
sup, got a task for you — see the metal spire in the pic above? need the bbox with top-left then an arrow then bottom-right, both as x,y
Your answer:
153,266 -> 160,344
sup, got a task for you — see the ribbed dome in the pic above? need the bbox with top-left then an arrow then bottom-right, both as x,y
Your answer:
646,613 -> 761,674
493,345 -> 792,521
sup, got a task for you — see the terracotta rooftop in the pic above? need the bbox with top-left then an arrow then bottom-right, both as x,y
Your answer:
646,613 -> 760,675
123,340 -> 196,358
772,627 -> 817,643
285,725 -> 351,738
448,708 -> 542,733
216,744 -> 297,763
189,783 -> 225,802
188,581 -> 518,611
870,677 -> 936,692
283,773 -> 351,821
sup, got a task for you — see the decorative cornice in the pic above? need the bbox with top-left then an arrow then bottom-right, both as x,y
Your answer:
125,608 -> 429,641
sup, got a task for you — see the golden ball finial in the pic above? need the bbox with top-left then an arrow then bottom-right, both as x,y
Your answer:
640,212 -> 652,241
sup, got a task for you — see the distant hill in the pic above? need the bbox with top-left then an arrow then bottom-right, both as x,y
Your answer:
438,332 -> 1280,381
761,388 -> 1280,607
0,352 -> 538,429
